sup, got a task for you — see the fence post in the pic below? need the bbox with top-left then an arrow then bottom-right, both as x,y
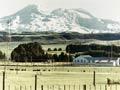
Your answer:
89,85 -> 91,90
116,85 -> 117,90
105,85 -> 107,90
110,85 -> 112,90
53,85 -> 54,90
64,85 -> 66,90
83,85 -> 86,90
58,85 -> 60,90
3,71 -> 5,90
25,85 -> 26,90
94,86 -> 96,90
35,75 -> 37,90
93,71 -> 96,86
100,85 -> 102,90
79,85 -> 80,90
14,86 -> 16,90
41,85 -> 43,90
30,85 -> 32,90
47,85 -> 49,90
8,85 -> 10,90
68,85 -> 70,90
20,86 -> 22,90
73,85 -> 75,90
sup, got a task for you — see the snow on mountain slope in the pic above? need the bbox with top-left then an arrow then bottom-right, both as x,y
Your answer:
0,4 -> 120,33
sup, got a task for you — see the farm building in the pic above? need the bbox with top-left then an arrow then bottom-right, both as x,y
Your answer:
73,55 -> 120,66
73,55 -> 95,65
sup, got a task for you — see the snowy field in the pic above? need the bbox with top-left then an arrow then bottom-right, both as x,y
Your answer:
0,66 -> 119,90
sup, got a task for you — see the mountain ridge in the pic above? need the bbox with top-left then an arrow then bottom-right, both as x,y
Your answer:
0,4 -> 120,33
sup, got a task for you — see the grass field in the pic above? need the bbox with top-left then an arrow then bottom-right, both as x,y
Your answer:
0,65 -> 119,90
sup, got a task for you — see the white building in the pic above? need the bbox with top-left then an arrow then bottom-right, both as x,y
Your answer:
73,55 -> 95,65
73,55 -> 120,66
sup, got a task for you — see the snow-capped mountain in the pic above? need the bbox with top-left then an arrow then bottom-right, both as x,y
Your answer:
0,4 -> 120,33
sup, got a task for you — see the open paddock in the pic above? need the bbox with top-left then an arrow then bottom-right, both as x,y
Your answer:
0,65 -> 119,90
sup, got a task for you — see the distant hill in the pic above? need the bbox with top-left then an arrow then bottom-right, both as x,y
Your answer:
1,32 -> 120,43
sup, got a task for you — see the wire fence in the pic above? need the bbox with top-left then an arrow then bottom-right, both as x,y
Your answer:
0,72 -> 119,90
3,84 -> 120,90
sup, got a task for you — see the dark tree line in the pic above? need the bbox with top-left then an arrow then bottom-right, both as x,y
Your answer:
66,44 -> 120,57
11,42 -> 45,62
11,42 -> 73,62
52,52 -> 73,62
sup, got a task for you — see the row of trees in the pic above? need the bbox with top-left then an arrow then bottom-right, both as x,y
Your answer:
66,44 -> 120,57
52,52 -> 73,62
47,48 -> 62,51
11,42 -> 72,62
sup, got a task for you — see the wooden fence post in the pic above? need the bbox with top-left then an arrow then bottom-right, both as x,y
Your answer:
41,85 -> 43,90
64,85 -> 66,90
47,85 -> 49,90
35,75 -> 37,90
68,85 -> 70,90
105,85 -> 107,90
94,86 -> 96,90
83,85 -> 86,90
116,85 -> 117,90
93,71 -> 96,86
8,85 -> 10,90
58,85 -> 60,90
100,85 -> 102,90
20,86 -> 22,90
79,85 -> 80,90
110,85 -> 112,90
30,85 -> 32,90
73,85 -> 75,90
14,86 -> 16,90
53,85 -> 54,90
3,71 -> 5,90
89,85 -> 91,90
25,85 -> 26,90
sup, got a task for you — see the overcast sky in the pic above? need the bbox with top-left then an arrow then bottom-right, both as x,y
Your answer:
0,0 -> 120,21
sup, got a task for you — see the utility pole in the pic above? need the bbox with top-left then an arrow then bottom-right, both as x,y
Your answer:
5,19 -> 12,72
7,19 -> 12,60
